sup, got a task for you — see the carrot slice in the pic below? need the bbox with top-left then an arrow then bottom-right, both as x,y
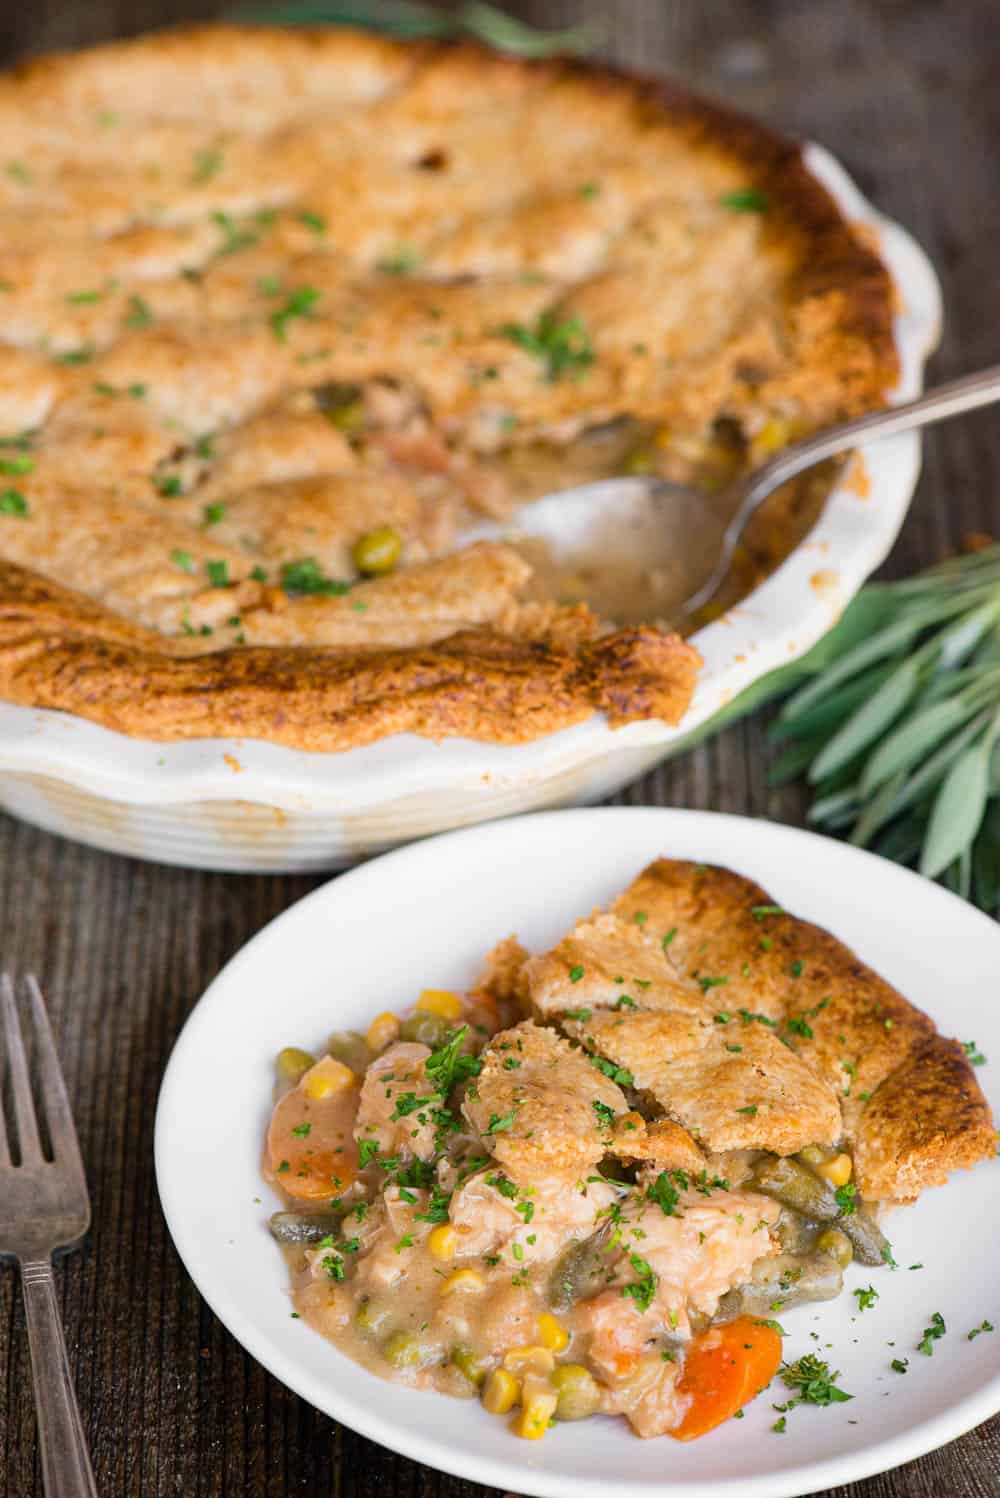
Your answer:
670,1317 -> 782,1441
267,1075 -> 361,1201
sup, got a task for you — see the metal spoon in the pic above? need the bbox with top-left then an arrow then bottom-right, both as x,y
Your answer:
468,364 -> 1000,628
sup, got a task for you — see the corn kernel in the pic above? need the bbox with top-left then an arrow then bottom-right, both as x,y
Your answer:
365,1011 -> 400,1053
482,1369 -> 520,1415
816,1152 -> 853,1188
441,1269 -> 485,1296
427,1224 -> 457,1261
536,1313 -> 570,1354
416,989 -> 464,1021
302,1055 -> 355,1100
753,416 -> 792,458
511,1375 -> 557,1440
503,1346 -> 555,1378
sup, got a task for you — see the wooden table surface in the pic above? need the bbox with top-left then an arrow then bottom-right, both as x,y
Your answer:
1,2 -> 998,1495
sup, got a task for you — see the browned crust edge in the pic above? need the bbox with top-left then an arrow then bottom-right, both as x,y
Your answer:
611,859 -> 996,1203
0,562 -> 700,751
0,25 -> 899,750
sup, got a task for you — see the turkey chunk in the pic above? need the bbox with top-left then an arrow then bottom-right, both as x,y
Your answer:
353,1041 -> 439,1162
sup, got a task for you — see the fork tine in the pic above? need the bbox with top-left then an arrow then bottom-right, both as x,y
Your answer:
1,972 -> 42,1163
24,975 -> 83,1170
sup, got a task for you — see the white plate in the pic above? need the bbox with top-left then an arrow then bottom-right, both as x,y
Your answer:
155,808 -> 1000,1498
0,144 -> 943,871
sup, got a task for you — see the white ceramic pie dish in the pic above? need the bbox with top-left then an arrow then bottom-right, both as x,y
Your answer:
154,809 -> 1000,1497
0,144 -> 942,872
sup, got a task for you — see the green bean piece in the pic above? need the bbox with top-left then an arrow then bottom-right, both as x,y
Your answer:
399,1011 -> 451,1048
268,1210 -> 342,1245
714,1251 -> 842,1322
547,1224 -> 614,1311
353,525 -> 402,577
749,1154 -> 887,1266
551,1364 -> 601,1421
327,1030 -> 371,1074
275,1046 -> 315,1086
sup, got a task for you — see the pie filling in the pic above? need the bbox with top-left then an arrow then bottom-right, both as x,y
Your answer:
262,859 -> 995,1440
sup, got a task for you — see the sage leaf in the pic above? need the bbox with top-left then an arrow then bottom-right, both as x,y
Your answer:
920,734 -> 993,879
808,657 -> 923,783
860,697 -> 978,795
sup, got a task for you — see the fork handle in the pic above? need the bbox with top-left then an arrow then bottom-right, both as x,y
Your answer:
20,1258 -> 98,1498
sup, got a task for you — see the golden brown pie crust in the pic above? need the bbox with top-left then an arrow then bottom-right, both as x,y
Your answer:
0,25 -> 899,749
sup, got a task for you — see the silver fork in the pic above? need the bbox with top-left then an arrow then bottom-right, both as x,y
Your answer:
0,975 -> 97,1497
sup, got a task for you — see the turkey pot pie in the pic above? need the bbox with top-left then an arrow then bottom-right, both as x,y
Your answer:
0,26 -> 897,750
263,860 -> 995,1442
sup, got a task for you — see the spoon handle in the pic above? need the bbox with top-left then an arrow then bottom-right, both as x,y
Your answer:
686,363 -> 1000,617
751,362 -> 1000,495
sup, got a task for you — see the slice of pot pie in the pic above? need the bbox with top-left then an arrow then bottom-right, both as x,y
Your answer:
0,24 -> 897,749
262,859 -> 995,1443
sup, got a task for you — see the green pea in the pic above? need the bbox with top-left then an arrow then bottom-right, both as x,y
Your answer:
382,1331 -> 423,1369
399,1011 -> 450,1048
275,1047 -> 314,1085
451,1345 -> 489,1388
327,1030 -> 371,1074
356,1298 -> 393,1336
551,1364 -> 601,1421
353,525 -> 402,576
815,1227 -> 854,1268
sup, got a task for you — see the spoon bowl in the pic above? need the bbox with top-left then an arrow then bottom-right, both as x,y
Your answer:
466,363 -> 1000,627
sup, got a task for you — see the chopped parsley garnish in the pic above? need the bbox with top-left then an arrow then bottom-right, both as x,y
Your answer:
881,1242 -> 898,1270
290,1122 -> 312,1138
280,557 -> 351,597
771,1416 -> 786,1434
0,454 -> 32,476
390,1091 -> 428,1120
786,1015 -> 814,1039
203,504 -> 226,527
615,994 -> 637,1010
564,1008 -> 591,1021
170,548 -> 194,574
592,1099 -> 617,1130
57,345 -> 95,365
968,1320 -> 994,1341
963,1040 -> 987,1066
738,1009 -> 777,1028
425,1026 -> 482,1093
126,294 -> 152,329
512,1242 -> 524,1262
589,1055 -> 633,1087
780,1355 -> 852,1405
270,285 -> 321,341
890,1357 -> 909,1373
578,181 -> 600,198
393,1234 -> 415,1254
321,1251 -> 345,1281
569,965 -> 585,983
66,288 -> 102,305
358,1139 -> 380,1167
853,1285 -> 879,1312
647,1171 -> 681,1217
500,311 -> 594,381
789,960 -> 804,978
192,148 -> 224,184
918,1311 -> 946,1355
621,1253 -> 657,1312
736,1104 -> 758,1116
486,1108 -> 518,1135
376,246 -> 421,275
0,489 -> 28,516
834,1183 -> 857,1218
713,1012 -> 730,1025
502,1056 -> 521,1070
205,559 -> 229,588
662,928 -> 677,949
697,975 -> 728,992
751,904 -> 783,919
299,209 -> 327,235
721,188 -> 768,212
275,1160 -> 290,1174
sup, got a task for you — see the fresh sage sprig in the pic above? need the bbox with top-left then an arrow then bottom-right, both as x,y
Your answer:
770,544 -> 1000,910
228,0 -> 603,56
